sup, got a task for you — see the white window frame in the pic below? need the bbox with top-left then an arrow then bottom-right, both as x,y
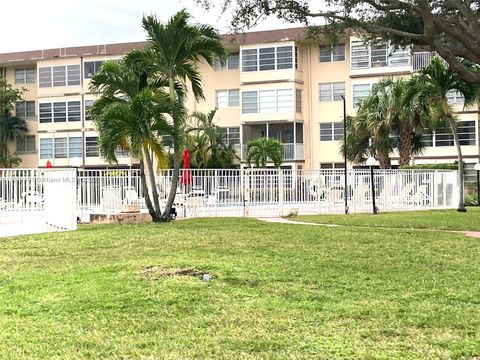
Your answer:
319,44 -> 346,63
241,88 -> 294,114
38,100 -> 82,123
320,122 -> 344,142
38,65 -> 81,88
350,38 -> 411,70
319,82 -> 346,102
352,83 -> 374,107
216,89 -> 240,108
241,43 -> 296,73
424,120 -> 476,147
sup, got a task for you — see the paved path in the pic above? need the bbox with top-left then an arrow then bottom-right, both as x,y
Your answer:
256,217 -> 339,227
256,217 -> 480,239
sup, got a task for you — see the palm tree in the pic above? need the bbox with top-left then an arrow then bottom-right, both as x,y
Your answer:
0,77 -> 27,168
89,60 -> 176,222
246,137 -> 284,168
415,57 -> 480,212
0,112 -> 28,167
349,78 -> 430,167
125,10 -> 227,221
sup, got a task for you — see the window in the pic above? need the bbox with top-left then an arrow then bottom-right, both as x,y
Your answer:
351,39 -> 410,69
277,46 -> 293,69
68,137 -> 82,158
319,44 -> 345,62
447,90 -> 465,104
67,65 -> 81,86
320,162 -> 345,169
319,82 -> 345,102
39,65 -> 81,87
39,101 -> 82,123
259,47 -> 275,71
241,91 -> 258,114
39,67 -> 52,88
423,121 -> 476,147
84,61 -> 104,78
353,84 -> 372,106
241,45 -> 295,72
296,89 -> 302,113
371,44 -> 388,67
85,100 -> 94,121
54,138 -> 67,158
52,66 -> 66,87
242,89 -> 294,114
85,137 -> 99,157
215,89 -> 239,108
68,101 -> 81,121
276,89 -> 293,112
15,68 -> 35,84
320,122 -> 343,141
53,102 -> 67,122
16,135 -> 36,154
221,127 -> 240,146
241,49 -> 257,72
351,40 -> 370,69
215,53 -> 239,70
40,139 -> 53,159
39,103 -> 53,123
390,47 -> 410,66
16,101 -> 35,118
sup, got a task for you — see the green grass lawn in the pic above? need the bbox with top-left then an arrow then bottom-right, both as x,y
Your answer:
0,213 -> 479,359
299,207 -> 480,231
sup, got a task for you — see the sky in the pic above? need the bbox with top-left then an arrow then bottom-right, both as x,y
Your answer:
0,0 -> 302,53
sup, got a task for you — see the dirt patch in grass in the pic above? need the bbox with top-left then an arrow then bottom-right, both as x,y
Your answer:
140,266 -> 210,279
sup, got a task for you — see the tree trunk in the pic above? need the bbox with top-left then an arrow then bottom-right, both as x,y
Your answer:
398,125 -> 413,166
161,77 -> 182,221
143,145 -> 162,218
448,117 -> 466,212
377,152 -> 391,169
139,158 -> 160,222
162,148 -> 180,221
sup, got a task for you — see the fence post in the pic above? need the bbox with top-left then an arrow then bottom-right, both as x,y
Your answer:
214,170 -> 218,217
279,169 -> 284,217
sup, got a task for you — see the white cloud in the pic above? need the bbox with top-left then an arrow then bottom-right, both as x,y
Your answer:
0,0 -> 301,53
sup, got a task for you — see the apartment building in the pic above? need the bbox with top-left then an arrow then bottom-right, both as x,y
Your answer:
0,27 -> 479,172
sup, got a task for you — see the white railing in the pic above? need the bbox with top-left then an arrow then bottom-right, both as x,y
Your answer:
412,51 -> 438,71
74,168 -> 458,218
241,143 -> 305,161
0,168 -> 77,237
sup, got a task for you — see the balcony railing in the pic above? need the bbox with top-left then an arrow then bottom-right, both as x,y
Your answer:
412,51 -> 438,71
241,143 -> 304,162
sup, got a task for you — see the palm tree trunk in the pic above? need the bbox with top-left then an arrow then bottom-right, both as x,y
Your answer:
398,126 -> 413,166
378,152 -> 391,169
143,145 -> 162,218
161,78 -> 181,221
448,117 -> 466,212
139,158 -> 159,222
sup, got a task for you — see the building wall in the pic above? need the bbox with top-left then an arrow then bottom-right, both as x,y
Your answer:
1,32 -> 479,170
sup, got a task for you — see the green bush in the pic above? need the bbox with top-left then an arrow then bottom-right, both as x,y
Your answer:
465,192 -> 479,206
400,163 -> 458,170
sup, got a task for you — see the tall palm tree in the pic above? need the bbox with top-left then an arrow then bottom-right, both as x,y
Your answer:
89,60 -> 176,222
415,57 -> 480,212
246,137 -> 284,168
125,10 -> 227,221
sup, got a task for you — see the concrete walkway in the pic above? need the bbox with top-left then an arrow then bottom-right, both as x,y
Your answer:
256,217 -> 339,227
256,217 -> 480,238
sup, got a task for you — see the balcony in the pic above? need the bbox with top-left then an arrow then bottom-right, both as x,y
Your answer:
241,143 -> 304,162
412,51 -> 442,71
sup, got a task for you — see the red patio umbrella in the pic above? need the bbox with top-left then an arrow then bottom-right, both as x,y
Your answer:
180,149 -> 192,186
46,160 -> 53,168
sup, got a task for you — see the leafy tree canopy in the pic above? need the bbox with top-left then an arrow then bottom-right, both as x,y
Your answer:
196,0 -> 480,84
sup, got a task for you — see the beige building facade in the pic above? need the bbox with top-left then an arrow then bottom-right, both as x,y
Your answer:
1,28 -> 479,174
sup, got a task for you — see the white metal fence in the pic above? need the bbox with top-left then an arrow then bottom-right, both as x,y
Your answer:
0,169 -> 77,237
77,168 -> 459,218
